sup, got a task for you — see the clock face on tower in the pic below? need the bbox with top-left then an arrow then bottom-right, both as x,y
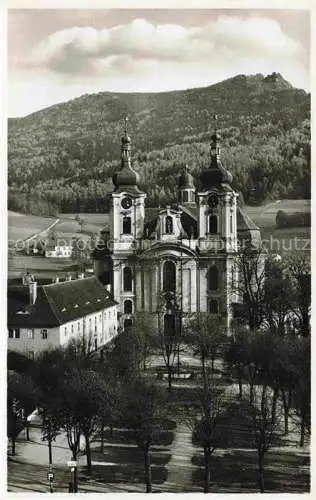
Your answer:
121,196 -> 132,209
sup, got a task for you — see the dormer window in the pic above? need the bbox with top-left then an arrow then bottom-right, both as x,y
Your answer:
165,216 -> 173,234
17,309 -> 30,315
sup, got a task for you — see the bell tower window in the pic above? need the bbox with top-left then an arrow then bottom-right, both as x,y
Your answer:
163,261 -> 176,292
123,267 -> 133,291
123,216 -> 131,234
165,216 -> 173,234
209,215 -> 218,234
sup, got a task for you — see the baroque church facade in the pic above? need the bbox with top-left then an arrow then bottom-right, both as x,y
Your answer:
94,123 -> 261,334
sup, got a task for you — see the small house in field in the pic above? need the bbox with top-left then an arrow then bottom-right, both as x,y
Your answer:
7,274 -> 118,359
44,232 -> 73,258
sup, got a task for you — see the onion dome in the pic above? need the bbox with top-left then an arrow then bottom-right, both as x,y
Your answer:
112,118 -> 142,193
200,128 -> 233,188
178,166 -> 195,189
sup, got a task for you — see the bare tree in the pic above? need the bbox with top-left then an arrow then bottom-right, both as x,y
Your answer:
248,385 -> 281,493
284,252 -> 311,337
158,320 -> 182,391
7,372 -> 39,455
183,380 -> 230,493
231,246 -> 266,330
184,313 -> 227,388
131,312 -> 158,371
119,379 -> 166,493
292,336 -> 310,446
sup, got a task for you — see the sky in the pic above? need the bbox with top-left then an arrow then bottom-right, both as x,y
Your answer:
8,9 -> 310,117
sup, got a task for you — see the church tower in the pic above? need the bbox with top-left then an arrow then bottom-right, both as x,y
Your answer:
110,118 -> 146,319
198,118 -> 237,250
197,116 -> 238,326
111,118 -> 146,243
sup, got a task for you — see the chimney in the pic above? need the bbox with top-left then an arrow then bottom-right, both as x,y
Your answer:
29,281 -> 37,305
22,272 -> 31,285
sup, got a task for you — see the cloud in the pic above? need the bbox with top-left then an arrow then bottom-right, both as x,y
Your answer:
29,16 -> 304,78
9,15 -> 309,116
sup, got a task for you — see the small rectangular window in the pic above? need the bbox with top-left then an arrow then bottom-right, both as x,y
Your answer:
14,328 -> 20,339
64,327 -> 67,336
77,322 -> 80,332
8,329 -> 13,339
27,329 -> 34,339
41,329 -> 48,339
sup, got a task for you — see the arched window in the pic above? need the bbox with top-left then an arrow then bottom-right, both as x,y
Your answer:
209,300 -> 219,314
209,215 -> 218,234
165,216 -> 173,234
164,314 -> 176,336
208,266 -> 219,291
163,261 -> 176,292
182,191 -> 188,202
124,299 -> 133,314
123,267 -> 133,291
123,216 -> 131,234
124,318 -> 133,331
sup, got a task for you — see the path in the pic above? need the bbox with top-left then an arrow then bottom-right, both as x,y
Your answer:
159,421 -> 197,492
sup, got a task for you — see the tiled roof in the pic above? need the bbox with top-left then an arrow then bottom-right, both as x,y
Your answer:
144,204 -> 259,235
8,277 -> 117,328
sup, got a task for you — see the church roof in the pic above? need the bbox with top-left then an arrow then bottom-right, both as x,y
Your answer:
142,204 -> 259,239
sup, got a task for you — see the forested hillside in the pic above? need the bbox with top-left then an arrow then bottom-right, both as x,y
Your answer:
8,72 -> 310,215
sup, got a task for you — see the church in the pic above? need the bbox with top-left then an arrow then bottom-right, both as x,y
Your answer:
93,121 -> 261,334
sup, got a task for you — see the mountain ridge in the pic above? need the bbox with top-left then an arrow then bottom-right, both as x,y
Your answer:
8,72 -> 310,215
9,72 -> 298,122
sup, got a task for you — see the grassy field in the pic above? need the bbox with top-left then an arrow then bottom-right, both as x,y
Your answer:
59,214 -> 109,234
8,200 -> 310,278
8,211 -> 56,242
243,199 -> 310,228
243,200 -> 310,255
